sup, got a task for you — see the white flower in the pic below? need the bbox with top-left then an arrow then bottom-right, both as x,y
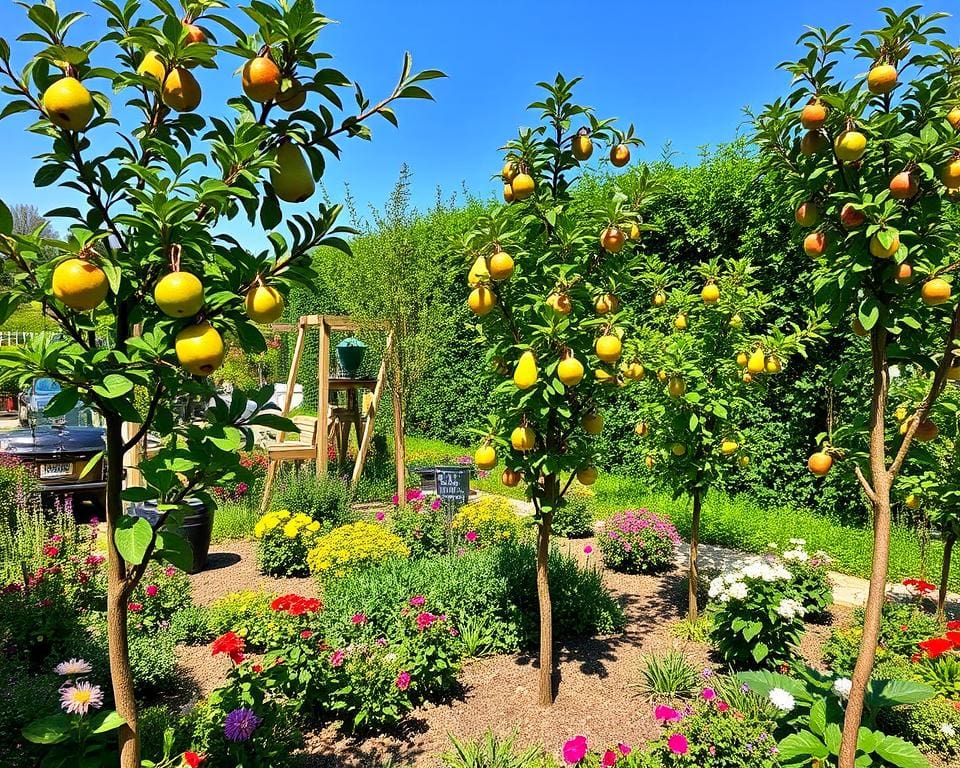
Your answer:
383,652 -> 398,663
769,688 -> 796,712
727,582 -> 749,600
777,598 -> 806,620
54,658 -> 93,676
59,681 -> 104,716
708,577 -> 725,599
789,538 -> 806,547
783,549 -> 809,563
941,722 -> 956,738
832,678 -> 852,700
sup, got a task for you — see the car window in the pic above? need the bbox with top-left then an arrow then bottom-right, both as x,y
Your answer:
34,379 -> 61,394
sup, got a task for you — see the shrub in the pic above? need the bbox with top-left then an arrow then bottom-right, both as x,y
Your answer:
139,705 -> 192,764
894,695 -> 960,757
212,451 -> 270,504
271,472 -> 350,529
552,492 -> 594,539
599,509 -> 680,574
254,510 -> 322,577
442,730 -> 547,768
170,604 -> 214,645
206,591 -> 307,651
634,651 -> 699,699
0,656 -> 58,763
307,521 -> 409,580
127,563 -> 193,633
391,489 -> 448,557
451,496 -> 529,550
708,559 -> 806,669
63,625 -> 179,696
775,539 -> 833,620
212,500 -> 259,542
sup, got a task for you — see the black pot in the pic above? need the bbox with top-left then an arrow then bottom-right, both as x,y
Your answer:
127,497 -> 214,574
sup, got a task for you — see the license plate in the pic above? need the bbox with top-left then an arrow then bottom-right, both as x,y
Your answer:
40,463 -> 72,479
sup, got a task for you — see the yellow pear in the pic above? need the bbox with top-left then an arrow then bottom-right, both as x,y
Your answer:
511,426 -> 536,452
175,321 -> 225,376
475,445 -> 497,470
595,334 -> 622,363
747,348 -> 766,374
581,411 -> 604,435
245,284 -> 285,323
52,258 -> 108,311
513,351 -> 538,390
162,66 -> 201,112
720,439 -> 739,456
468,254 -> 489,287
667,376 -> 686,398
42,77 -> 95,131
137,51 -> 167,82
270,142 -> 315,203
557,355 -> 584,387
154,271 -> 204,318
576,467 -> 598,486
468,286 -> 496,315
276,80 -> 307,111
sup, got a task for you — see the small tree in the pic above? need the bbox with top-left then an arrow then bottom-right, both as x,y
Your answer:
464,74 -> 652,705
632,255 -> 815,623
0,2 -> 440,764
755,8 -> 960,765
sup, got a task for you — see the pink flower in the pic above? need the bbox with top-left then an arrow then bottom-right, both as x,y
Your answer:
300,630 -> 313,639
376,511 -> 386,522
409,595 -> 426,607
617,743 -> 631,756
416,611 -> 440,631
329,649 -> 345,667
701,687 -> 716,701
351,613 -> 367,625
583,545 -> 593,554
655,705 -> 681,722
717,701 -> 730,712
431,497 -> 442,511
145,584 -> 158,598
43,546 -> 59,558
128,602 -> 143,612
602,749 -> 617,768
164,566 -> 176,577
465,531 -> 478,542
395,670 -> 411,691
562,736 -> 588,765
667,734 -> 688,755
391,495 -> 400,506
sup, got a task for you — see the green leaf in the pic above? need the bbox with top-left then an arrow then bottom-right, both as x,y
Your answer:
0,199 -> 10,234
154,530 -> 193,573
77,450 -> 104,479
751,641 -> 769,663
743,621 -> 762,641
120,486 -> 156,502
809,697 -> 826,736
113,516 -> 153,566
42,386 -> 80,417
92,373 -> 133,399
88,710 -> 125,734
873,735 -> 929,768
858,296 -> 881,331
100,260 -> 122,295
22,713 -> 72,744
34,164 -> 66,188
778,731 -> 828,761
868,678 -> 935,708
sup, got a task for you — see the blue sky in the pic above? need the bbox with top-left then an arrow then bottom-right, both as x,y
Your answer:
0,1 -> 957,239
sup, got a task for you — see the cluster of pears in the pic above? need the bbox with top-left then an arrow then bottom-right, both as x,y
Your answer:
570,128 -> 632,168
467,245 -> 514,316
500,160 -> 536,203
893,403 -> 939,443
599,221 -> 641,254
736,346 -> 782,384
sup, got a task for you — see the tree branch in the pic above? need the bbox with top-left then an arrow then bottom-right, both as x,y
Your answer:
122,383 -> 165,453
854,463 -> 878,504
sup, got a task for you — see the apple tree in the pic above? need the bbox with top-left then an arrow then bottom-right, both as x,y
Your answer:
0,1 -> 442,764
754,7 -> 960,765
631,255 -> 817,623
464,74 -> 653,705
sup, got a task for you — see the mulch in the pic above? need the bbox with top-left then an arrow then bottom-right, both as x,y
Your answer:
174,536 -> 855,767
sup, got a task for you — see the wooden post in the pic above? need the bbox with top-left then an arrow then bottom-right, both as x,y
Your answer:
122,421 -> 143,489
317,318 -> 330,476
391,356 -> 405,499
351,331 -> 392,486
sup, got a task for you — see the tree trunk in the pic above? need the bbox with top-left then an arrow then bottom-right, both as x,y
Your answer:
392,364 -> 406,502
839,328 -> 890,768
537,497 -> 554,706
104,415 -> 139,768
938,534 -> 956,619
688,489 -> 702,623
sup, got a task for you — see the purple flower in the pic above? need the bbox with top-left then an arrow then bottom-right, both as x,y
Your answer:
583,545 -> 593,554
395,670 -> 411,690
376,637 -> 388,646
667,734 -> 688,755
409,595 -> 425,607
376,510 -> 386,522
701,687 -> 716,700
655,705 -> 681,722
224,708 -> 261,742
465,531 -> 478,543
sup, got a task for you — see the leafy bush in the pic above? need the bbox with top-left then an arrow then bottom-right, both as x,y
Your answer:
599,509 -> 680,574
708,559 -> 806,669
777,540 -> 833,621
451,496 -> 530,550
212,451 -> 270,505
139,705 -> 192,764
62,625 -> 179,696
634,651 -> 699,699
211,500 -> 259,542
127,563 -> 193,633
307,521 -> 409,580
552,492 -> 594,539
170,604 -> 215,645
894,695 -> 960,757
206,591 -> 307,651
254,510 -> 322,577
391,489 -> 448,557
0,656 -> 58,763
270,471 -> 350,529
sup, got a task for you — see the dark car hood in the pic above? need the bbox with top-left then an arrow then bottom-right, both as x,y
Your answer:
0,426 -> 105,455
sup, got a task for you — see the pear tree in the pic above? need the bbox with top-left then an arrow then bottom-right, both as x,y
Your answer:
464,74 -> 653,705
754,8 -> 960,765
631,255 -> 816,624
0,1 -> 441,764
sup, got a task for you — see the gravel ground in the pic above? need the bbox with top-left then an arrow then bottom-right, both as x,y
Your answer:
176,536 -> 860,766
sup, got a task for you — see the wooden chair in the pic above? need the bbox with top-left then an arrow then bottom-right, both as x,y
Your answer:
259,415 -> 319,514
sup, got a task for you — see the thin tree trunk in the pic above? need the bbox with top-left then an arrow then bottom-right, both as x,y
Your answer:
839,328 -> 890,768
104,414 -> 139,768
688,489 -> 702,623
938,534 -> 956,619
392,363 -> 406,502
537,491 -> 554,706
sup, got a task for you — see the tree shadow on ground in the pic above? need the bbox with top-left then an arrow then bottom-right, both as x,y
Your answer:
294,717 -> 430,768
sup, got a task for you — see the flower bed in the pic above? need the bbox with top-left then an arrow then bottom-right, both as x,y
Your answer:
598,509 -> 680,574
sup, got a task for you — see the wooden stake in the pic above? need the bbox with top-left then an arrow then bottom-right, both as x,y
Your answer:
317,318 -> 330,476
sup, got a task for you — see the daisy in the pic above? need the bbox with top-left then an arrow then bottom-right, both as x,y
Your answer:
54,658 -> 93,676
60,681 -> 104,716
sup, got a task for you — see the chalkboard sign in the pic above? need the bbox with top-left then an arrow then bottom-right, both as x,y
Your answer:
434,466 -> 470,511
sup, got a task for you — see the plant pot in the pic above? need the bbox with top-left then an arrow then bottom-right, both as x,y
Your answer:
127,497 -> 214,574
336,337 -> 367,378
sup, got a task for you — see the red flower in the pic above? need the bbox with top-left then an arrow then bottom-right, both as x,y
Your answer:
128,602 -> 143,612
270,594 -> 322,616
946,631 -> 960,646
183,752 -> 205,768
211,631 -> 245,664
252,664 -> 263,673
300,630 -> 314,639
903,578 -> 937,595
43,546 -> 59,558
601,749 -> 617,768
918,636 -> 954,659
899,624 -> 908,632
947,620 -> 960,631
911,653 -> 922,663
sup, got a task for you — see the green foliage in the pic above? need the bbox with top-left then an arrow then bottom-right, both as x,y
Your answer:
633,651 -> 699,699
671,615 -> 713,644
893,695 -> 960,758
210,500 -> 259,542
138,705 -> 192,766
551,491 -> 594,539
599,509 -> 680,574
0,656 -> 58,763
127,562 -> 193,633
451,496 -> 531,549
169,604 -> 214,646
0,301 -> 57,333
391,491 -> 449,557
206,591 -> 302,652
270,471 -> 351,530
442,730 -> 548,768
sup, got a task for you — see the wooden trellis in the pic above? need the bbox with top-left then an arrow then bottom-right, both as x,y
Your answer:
259,315 -> 404,514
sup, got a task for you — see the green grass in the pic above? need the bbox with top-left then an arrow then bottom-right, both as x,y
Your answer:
211,500 -> 258,542
405,435 -> 956,591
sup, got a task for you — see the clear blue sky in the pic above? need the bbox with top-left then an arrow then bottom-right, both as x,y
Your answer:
0,1 -> 957,238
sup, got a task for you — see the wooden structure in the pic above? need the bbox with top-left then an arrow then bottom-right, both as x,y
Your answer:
259,315 -> 404,514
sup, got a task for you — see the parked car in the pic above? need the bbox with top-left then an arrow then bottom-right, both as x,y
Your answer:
0,424 -> 107,514
18,378 -> 70,426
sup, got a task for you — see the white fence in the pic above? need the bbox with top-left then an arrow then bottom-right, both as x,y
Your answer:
0,331 -> 40,347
